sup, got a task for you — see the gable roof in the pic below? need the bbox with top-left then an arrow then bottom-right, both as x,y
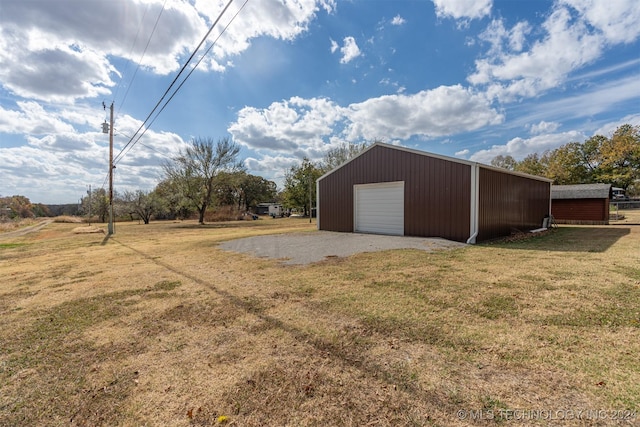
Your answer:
317,142 -> 552,183
551,183 -> 611,199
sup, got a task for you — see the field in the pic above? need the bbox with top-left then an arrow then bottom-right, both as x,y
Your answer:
1,216 -> 639,426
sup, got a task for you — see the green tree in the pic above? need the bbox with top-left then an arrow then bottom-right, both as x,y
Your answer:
211,171 -> 276,211
121,190 -> 161,224
545,142 -> 590,184
212,171 -> 243,208
163,137 -> 243,224
598,124 -> 640,190
154,179 -> 194,220
515,152 -> 548,177
9,195 -> 34,218
238,173 -> 277,211
282,158 -> 322,216
81,188 -> 109,222
580,134 -> 606,178
489,124 -> 639,189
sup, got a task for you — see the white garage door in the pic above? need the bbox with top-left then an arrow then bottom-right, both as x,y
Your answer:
354,181 -> 404,235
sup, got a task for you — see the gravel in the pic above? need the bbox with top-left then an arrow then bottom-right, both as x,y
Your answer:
218,231 -> 466,265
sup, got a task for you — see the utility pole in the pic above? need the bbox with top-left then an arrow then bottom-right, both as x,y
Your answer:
309,175 -> 312,224
87,184 -> 91,226
108,102 -> 114,235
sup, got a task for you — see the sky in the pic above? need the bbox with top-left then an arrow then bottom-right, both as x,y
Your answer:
1,0 -> 639,204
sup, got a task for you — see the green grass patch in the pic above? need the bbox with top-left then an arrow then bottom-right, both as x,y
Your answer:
619,266 -> 640,281
477,295 -> 519,320
152,280 -> 182,291
544,307 -> 640,328
545,283 -> 640,328
0,243 -> 28,249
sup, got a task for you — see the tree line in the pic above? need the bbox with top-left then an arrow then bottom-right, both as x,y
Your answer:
0,195 -> 51,220
106,138 -> 370,224
14,123 -> 633,224
1,137 -> 276,224
491,124 -> 640,195
94,137 -> 276,224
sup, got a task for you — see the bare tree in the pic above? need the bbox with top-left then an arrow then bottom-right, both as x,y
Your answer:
163,137 -> 243,224
321,141 -> 370,172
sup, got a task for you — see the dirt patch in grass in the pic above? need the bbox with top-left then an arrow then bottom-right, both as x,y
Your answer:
1,218 -> 639,426
72,225 -> 104,234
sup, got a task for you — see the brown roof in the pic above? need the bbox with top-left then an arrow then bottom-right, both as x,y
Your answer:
318,142 -> 553,183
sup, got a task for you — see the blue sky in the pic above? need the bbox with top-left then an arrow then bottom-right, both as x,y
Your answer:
1,0 -> 639,204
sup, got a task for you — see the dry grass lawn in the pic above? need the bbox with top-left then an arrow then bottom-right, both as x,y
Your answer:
0,216 -> 638,426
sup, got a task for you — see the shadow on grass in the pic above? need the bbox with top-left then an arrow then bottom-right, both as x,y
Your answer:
101,233 -> 111,245
169,217 -> 312,230
486,226 -> 631,253
110,237 -> 449,409
172,222 -> 263,230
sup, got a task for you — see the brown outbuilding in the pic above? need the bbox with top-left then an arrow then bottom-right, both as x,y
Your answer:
551,183 -> 611,225
316,143 -> 552,243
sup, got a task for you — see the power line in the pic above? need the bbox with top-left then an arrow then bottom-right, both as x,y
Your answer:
112,1 -> 151,104
114,0 -> 250,165
116,0 -> 168,118
114,129 -> 173,160
113,0 -> 239,165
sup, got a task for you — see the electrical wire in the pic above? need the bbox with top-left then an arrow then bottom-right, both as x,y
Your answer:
112,1 -> 151,105
114,129 -> 173,160
116,0 -> 168,118
114,0 -> 250,165
97,0 -> 162,192
113,0 -> 238,165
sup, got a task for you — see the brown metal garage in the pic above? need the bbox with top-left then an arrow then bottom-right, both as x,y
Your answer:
316,143 -> 551,243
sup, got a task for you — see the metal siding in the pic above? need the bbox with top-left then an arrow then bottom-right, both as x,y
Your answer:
318,145 -> 472,242
477,168 -> 551,242
551,199 -> 609,223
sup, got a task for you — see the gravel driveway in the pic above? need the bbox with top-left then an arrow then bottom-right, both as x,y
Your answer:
219,231 -> 465,265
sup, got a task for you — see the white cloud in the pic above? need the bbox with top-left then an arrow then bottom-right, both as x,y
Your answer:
508,21 -> 531,52
0,0 -> 336,202
568,58 -> 640,81
391,15 -> 406,26
244,154 -> 299,173
0,0 -> 336,103
330,38 -> 339,53
561,0 -> 640,43
469,130 -> 585,163
432,0 -> 492,20
455,149 -> 470,157
529,121 -> 560,135
344,85 -> 503,141
0,101 -> 186,203
592,113 -> 640,137
229,86 -> 503,164
0,1 -> 203,102
228,97 -> 345,155
196,0 -> 336,71
526,74 -> 640,122
339,36 -> 361,64
0,102 -> 75,135
379,78 -> 406,94
468,1 -> 640,101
